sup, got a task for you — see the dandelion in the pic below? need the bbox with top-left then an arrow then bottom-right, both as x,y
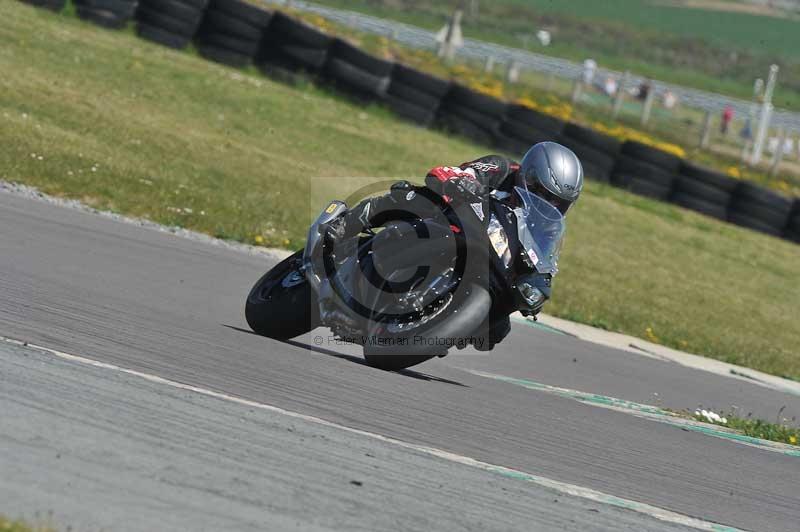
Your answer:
790,435 -> 797,445
254,235 -> 264,245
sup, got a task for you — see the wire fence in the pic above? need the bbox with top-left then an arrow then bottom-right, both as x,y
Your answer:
267,0 -> 800,135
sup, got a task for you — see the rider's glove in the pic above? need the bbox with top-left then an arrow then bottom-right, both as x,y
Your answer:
425,166 -> 486,203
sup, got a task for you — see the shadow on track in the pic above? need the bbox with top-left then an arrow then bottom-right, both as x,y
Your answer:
222,325 -> 467,387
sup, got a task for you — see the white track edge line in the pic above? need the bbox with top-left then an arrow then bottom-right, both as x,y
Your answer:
0,335 -> 746,532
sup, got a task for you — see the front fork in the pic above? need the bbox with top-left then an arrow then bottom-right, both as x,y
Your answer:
302,200 -> 348,294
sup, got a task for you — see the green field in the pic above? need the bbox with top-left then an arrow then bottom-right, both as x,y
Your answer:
2,2 -> 799,379
309,0 -> 800,110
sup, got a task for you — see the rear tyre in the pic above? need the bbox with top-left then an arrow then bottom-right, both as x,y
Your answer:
245,250 -> 320,340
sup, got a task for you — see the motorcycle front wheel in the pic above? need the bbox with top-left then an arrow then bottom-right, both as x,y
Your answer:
245,250 -> 320,340
363,282 -> 491,371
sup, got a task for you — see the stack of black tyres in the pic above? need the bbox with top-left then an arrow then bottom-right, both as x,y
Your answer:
323,38 -> 394,101
75,0 -> 138,29
21,0 -> 66,11
495,105 -> 565,156
385,64 -> 449,127
558,123 -> 620,182
258,11 -> 332,77
136,0 -> 208,49
611,141 -> 680,200
728,182 -> 793,236
670,162 -> 736,220
785,201 -> 800,243
437,84 -> 507,146
195,0 -> 272,67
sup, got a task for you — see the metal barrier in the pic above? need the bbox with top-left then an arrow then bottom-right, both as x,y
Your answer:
266,0 -> 800,134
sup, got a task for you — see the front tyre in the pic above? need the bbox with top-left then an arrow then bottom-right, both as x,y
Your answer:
245,250 -> 320,339
363,282 -> 491,371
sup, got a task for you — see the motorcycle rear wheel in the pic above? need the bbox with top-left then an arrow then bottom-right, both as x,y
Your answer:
245,250 -> 320,339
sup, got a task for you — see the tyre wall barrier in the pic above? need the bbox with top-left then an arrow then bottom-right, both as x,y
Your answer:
195,0 -> 272,67
76,0 -> 139,29
20,0 -> 800,246
386,64 -> 449,127
257,11 -> 332,77
321,38 -> 393,102
22,0 -> 67,11
437,84 -> 506,147
137,0 -> 208,50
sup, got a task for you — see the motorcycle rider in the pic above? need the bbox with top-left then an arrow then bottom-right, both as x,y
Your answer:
339,141 -> 583,349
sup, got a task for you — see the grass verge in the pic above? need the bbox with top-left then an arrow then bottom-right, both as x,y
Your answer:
2,2 -> 799,379
0,516 -> 55,532
691,409 -> 799,446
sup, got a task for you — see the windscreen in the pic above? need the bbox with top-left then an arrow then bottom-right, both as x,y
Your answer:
513,186 -> 566,275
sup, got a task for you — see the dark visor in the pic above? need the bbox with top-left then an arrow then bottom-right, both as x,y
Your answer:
529,182 -> 572,214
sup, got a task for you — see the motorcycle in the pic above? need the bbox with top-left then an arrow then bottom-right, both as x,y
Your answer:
245,181 -> 565,371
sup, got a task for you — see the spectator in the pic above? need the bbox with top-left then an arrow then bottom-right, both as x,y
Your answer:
721,105 -> 734,136
663,90 -> 677,109
739,118 -> 752,141
603,76 -> 617,97
637,79 -> 651,101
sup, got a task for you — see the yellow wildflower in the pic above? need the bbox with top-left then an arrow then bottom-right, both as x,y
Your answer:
254,235 -> 264,245
790,435 -> 798,445
644,326 -> 660,343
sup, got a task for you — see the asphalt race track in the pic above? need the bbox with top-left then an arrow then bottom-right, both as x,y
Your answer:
1,192 -> 799,532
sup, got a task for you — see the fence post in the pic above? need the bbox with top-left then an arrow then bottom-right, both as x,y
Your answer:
612,71 -> 629,120
571,75 -> 583,104
750,64 -> 779,165
699,111 -> 713,150
769,128 -> 788,177
484,56 -> 496,74
794,135 -> 800,161
506,61 -> 520,84
640,85 -> 656,126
